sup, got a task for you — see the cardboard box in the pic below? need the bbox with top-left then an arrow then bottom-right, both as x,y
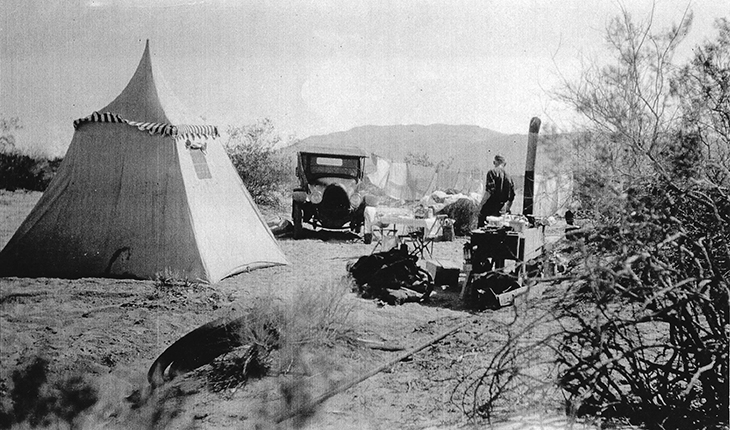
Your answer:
424,259 -> 461,289
496,285 -> 529,307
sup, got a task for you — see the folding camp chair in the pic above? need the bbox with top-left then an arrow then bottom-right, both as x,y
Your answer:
399,215 -> 446,258
371,223 -> 399,254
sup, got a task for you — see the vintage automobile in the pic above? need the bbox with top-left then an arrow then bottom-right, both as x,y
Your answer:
291,146 -> 377,241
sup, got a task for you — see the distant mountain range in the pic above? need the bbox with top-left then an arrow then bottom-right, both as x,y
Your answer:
288,124 -> 543,176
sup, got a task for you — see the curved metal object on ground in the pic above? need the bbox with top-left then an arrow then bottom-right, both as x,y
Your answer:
147,315 -> 247,387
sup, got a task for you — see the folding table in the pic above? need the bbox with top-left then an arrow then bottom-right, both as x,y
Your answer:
373,215 -> 445,258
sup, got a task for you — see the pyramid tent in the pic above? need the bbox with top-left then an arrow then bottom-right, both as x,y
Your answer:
0,41 -> 288,283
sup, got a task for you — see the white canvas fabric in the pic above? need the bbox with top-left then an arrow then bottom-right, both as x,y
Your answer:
0,41 -> 288,283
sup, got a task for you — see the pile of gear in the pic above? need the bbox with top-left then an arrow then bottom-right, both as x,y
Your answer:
347,246 -> 433,305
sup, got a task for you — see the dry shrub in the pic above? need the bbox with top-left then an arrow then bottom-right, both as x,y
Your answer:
225,119 -> 293,207
280,278 -> 355,350
0,150 -> 62,192
0,357 -> 98,429
150,269 -> 212,305
209,277 -> 355,379
273,278 -> 355,426
86,280 -> 355,428
450,285 -> 567,424
536,11 -> 729,429
195,278 -> 354,425
454,177 -> 729,429
152,269 -> 201,290
205,296 -> 286,392
207,345 -> 270,393
555,179 -> 729,429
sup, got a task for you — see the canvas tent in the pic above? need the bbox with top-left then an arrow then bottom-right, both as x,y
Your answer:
0,41 -> 288,283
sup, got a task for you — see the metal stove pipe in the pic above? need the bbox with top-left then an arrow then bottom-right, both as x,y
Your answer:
522,117 -> 541,218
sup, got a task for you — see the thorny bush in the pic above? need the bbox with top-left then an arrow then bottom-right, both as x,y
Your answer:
556,176 -> 729,429
467,11 -> 730,429
454,175 -> 729,430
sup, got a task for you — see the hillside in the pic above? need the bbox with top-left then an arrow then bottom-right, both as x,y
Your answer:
289,124 -> 558,176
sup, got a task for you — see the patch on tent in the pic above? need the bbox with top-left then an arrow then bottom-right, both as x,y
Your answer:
189,149 -> 212,179
73,111 -> 219,139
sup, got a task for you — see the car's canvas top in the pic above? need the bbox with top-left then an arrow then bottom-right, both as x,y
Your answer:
297,145 -> 367,158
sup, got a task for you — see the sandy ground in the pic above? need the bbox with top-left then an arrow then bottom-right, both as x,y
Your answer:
0,190 -> 592,430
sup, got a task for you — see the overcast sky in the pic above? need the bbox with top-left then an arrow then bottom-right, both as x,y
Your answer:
1,0 -> 727,156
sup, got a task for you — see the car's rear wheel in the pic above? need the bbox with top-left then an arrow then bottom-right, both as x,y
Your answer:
292,202 -> 303,239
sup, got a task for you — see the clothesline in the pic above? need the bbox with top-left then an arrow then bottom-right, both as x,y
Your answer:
365,153 -> 486,201
364,152 -> 575,216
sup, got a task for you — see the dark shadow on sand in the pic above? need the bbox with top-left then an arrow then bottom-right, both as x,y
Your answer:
279,227 -> 364,243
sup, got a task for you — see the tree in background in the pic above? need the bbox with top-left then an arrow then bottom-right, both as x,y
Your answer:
0,117 -> 62,191
555,6 -> 693,220
403,151 -> 435,167
673,18 -> 730,186
404,151 -> 456,171
225,118 -> 294,207
1,117 -> 21,152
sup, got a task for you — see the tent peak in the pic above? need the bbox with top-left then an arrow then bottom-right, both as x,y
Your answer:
95,40 -> 210,127
98,41 -> 169,124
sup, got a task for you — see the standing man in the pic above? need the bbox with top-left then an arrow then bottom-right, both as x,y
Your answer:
478,155 -> 515,227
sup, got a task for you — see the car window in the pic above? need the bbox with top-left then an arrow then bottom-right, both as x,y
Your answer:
315,157 -> 344,167
306,155 -> 360,178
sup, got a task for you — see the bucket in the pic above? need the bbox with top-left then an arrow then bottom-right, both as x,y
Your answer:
442,219 -> 455,242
